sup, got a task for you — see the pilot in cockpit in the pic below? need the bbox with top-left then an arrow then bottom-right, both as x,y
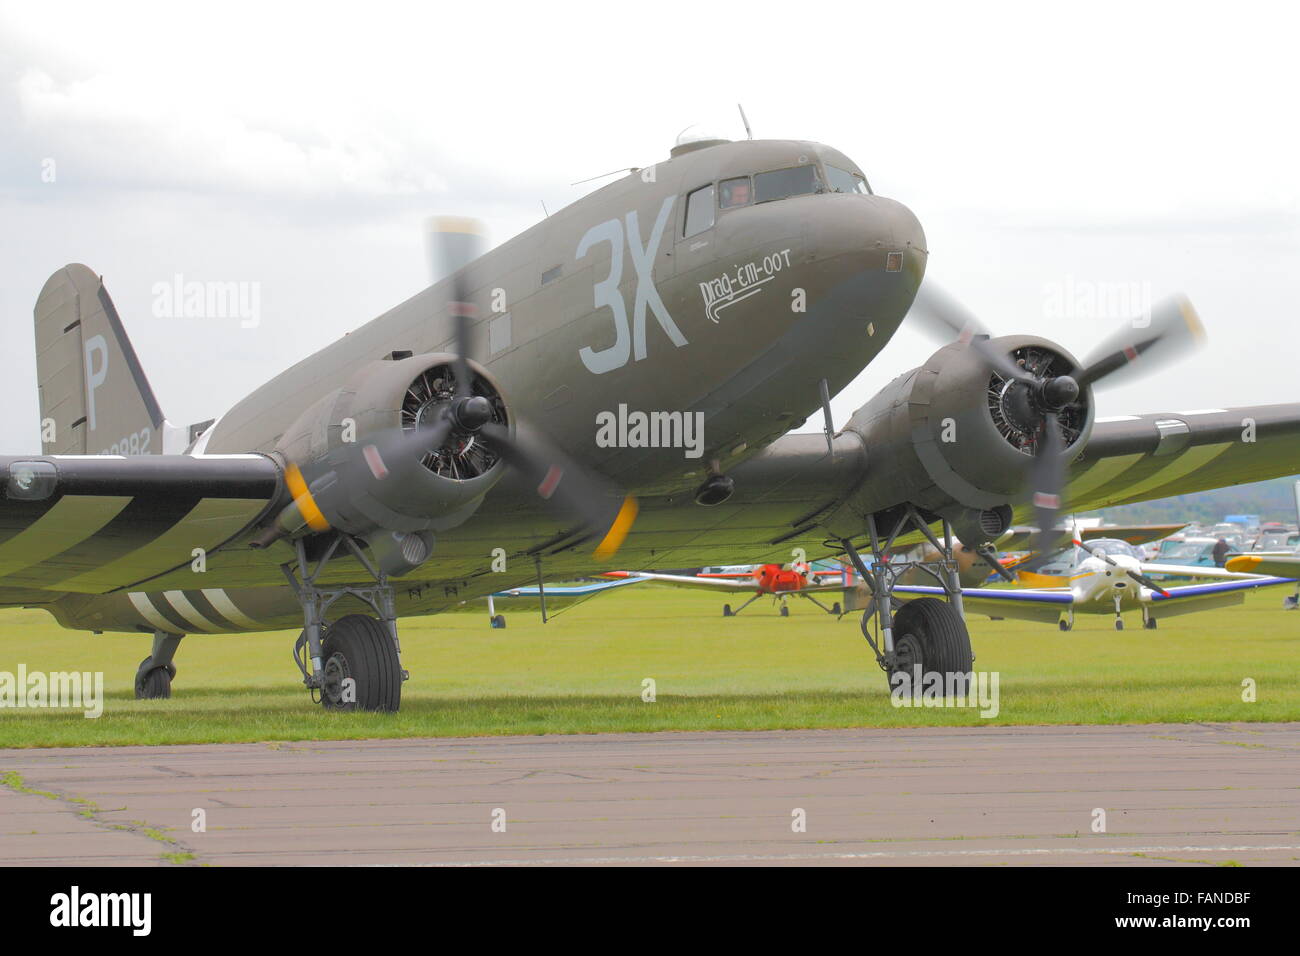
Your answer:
720,178 -> 751,208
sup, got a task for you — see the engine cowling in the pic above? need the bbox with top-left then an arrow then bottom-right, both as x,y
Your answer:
272,352 -> 510,546
825,334 -> 1094,542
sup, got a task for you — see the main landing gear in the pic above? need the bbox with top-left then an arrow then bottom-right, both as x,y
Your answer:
839,505 -> 974,687
135,630 -> 183,699
283,534 -> 407,712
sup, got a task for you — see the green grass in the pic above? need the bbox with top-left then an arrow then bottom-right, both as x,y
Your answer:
0,584 -> 1296,747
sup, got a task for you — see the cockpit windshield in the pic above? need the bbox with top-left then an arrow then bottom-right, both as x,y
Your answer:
754,165 -> 821,203
1077,538 -> 1144,561
825,164 -> 871,195
719,177 -> 752,208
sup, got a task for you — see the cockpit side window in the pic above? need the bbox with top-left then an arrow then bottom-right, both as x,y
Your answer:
683,184 -> 715,237
826,164 -> 872,195
753,165 -> 822,204
719,176 -> 752,209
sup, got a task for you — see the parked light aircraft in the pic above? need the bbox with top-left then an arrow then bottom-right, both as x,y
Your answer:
896,535 -> 1295,631
603,562 -> 853,616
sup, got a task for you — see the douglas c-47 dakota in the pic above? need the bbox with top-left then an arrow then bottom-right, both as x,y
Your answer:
5,132 -> 1299,710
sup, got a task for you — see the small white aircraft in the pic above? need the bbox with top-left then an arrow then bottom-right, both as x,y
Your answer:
896,533 -> 1296,631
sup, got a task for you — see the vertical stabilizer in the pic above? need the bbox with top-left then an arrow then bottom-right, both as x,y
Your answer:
34,264 -> 166,455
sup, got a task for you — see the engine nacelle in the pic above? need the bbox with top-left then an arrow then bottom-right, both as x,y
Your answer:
273,352 -> 510,545
825,334 -> 1094,542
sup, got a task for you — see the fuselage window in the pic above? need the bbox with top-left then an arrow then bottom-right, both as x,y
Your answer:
683,184 -> 715,237
754,165 -> 822,204
719,176 -> 753,209
541,265 -> 562,285
826,164 -> 872,195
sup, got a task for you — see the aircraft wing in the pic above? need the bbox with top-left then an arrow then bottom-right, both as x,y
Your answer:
1144,576 -> 1297,617
1080,524 -> 1188,545
892,584 -> 1073,625
486,575 -> 646,611
1225,554 -> 1300,578
1139,561 -> 1287,581
19,401 -> 1300,609
602,570 -> 758,590
0,454 -> 283,599
1063,405 -> 1300,514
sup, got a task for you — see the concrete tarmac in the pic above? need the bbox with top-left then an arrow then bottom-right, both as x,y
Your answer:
2,723 -> 1298,866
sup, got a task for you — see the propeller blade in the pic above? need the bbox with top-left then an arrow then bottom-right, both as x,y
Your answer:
974,543 -> 1017,582
1075,294 -> 1206,390
348,410 -> 456,484
1126,569 -> 1171,598
1018,413 -> 1068,571
908,282 -> 1036,384
480,421 -> 638,559
427,217 -> 488,401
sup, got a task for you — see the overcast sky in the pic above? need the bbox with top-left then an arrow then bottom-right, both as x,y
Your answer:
1,1 -> 1296,454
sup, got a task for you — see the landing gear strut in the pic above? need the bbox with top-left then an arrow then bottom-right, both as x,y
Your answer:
135,630 -> 183,699
722,593 -> 763,617
840,505 -> 974,686
283,534 -> 407,712
796,593 -> 842,617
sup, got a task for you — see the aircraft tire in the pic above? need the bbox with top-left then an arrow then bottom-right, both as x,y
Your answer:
1114,620 -> 1125,631
780,605 -> 789,617
722,604 -> 732,617
1144,618 -> 1157,630
320,615 -> 402,712
889,597 -> 973,683
491,614 -> 506,629
1058,620 -> 1071,632
135,666 -> 172,700
831,602 -> 842,615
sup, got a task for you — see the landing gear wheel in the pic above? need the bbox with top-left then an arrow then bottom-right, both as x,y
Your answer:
1114,619 -> 1125,631
319,614 -> 402,712
831,602 -> 842,616
135,666 -> 173,699
491,614 -> 506,629
1144,618 -> 1157,630
722,604 -> 732,617
1058,620 -> 1072,632
134,655 -> 176,700
887,598 -> 974,684
779,604 -> 790,617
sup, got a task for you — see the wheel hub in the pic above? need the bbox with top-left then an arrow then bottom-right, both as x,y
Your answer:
321,651 -> 351,707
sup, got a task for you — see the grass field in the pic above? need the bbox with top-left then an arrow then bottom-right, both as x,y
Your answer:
0,584 -> 1297,747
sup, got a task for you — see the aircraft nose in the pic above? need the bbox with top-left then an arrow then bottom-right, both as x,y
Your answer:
883,197 -> 926,260
810,194 -> 928,281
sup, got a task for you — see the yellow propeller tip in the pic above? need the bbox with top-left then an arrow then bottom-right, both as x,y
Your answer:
594,496 -> 639,560
429,215 -> 487,237
285,462 -> 330,532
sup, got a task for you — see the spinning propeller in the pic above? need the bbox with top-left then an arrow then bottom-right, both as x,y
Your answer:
280,220 -> 638,560
909,282 -> 1206,567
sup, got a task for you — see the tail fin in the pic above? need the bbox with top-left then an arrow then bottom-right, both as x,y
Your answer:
34,264 -> 168,455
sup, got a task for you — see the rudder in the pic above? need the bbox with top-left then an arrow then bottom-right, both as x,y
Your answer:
34,264 -> 167,455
